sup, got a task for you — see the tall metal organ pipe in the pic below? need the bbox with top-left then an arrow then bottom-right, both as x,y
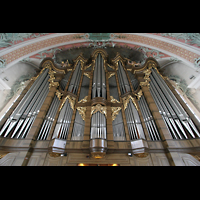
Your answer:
138,95 -> 161,140
117,61 -> 131,95
115,60 -> 145,140
90,53 -> 107,139
149,68 -> 200,139
37,95 -> 60,140
0,68 -> 49,138
52,61 -> 82,140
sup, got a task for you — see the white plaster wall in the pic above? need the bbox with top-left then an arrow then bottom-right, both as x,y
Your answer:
158,59 -> 200,112
0,61 -> 36,112
160,61 -> 199,85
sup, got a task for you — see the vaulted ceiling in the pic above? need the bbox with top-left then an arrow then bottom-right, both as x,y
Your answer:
0,33 -> 199,71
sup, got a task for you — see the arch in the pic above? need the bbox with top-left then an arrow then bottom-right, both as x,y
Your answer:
1,33 -> 199,73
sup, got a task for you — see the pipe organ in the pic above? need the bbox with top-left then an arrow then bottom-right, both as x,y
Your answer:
0,48 -> 200,165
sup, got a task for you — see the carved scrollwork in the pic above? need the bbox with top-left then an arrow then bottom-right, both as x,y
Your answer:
140,81 -> 150,88
78,96 -> 88,103
55,90 -> 63,100
107,72 -> 115,79
59,95 -> 76,111
135,89 -> 143,100
122,95 -> 138,111
110,96 -> 120,103
91,104 -> 107,118
83,72 -> 91,79
77,107 -> 87,121
111,107 -> 122,121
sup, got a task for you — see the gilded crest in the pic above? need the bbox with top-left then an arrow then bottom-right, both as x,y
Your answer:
91,104 -> 107,117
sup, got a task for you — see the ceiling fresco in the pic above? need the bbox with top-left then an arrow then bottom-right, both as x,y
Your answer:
0,33 -> 200,72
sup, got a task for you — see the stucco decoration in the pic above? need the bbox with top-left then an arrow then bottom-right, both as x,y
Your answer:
194,57 -> 200,69
0,33 -> 48,48
136,46 -> 166,65
167,75 -> 197,104
159,33 -> 200,47
5,72 -> 36,102
34,48 -> 61,63
0,57 -> 6,68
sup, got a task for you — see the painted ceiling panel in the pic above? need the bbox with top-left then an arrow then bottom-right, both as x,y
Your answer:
0,33 -> 200,72
88,33 -> 111,41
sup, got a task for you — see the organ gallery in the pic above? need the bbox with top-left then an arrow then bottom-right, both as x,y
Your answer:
0,47 -> 200,166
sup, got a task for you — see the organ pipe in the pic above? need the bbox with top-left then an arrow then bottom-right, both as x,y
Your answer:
0,68 -> 49,138
90,53 -> 107,140
149,68 -> 200,139
52,61 -> 82,140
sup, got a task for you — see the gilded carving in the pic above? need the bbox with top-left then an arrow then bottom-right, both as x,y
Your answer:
108,72 -> 115,79
129,60 -> 141,67
55,90 -> 63,100
135,89 -> 143,100
84,72 -> 91,79
48,70 -> 56,81
110,96 -> 120,103
122,95 -> 138,111
91,104 -> 107,118
111,107 -> 122,121
61,60 -> 72,67
78,96 -> 88,103
77,107 -> 87,121
91,48 -> 108,60
140,81 -> 150,88
49,81 -> 59,89
143,68 -> 152,81
59,95 -> 76,111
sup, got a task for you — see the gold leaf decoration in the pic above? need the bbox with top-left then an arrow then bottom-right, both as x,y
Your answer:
91,104 -> 107,117
122,95 -> 138,111
111,107 -> 122,121
77,107 -> 87,121
78,96 -> 88,103
110,96 -> 120,103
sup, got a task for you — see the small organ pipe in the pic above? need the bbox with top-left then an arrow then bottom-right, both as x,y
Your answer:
37,95 -> 58,140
